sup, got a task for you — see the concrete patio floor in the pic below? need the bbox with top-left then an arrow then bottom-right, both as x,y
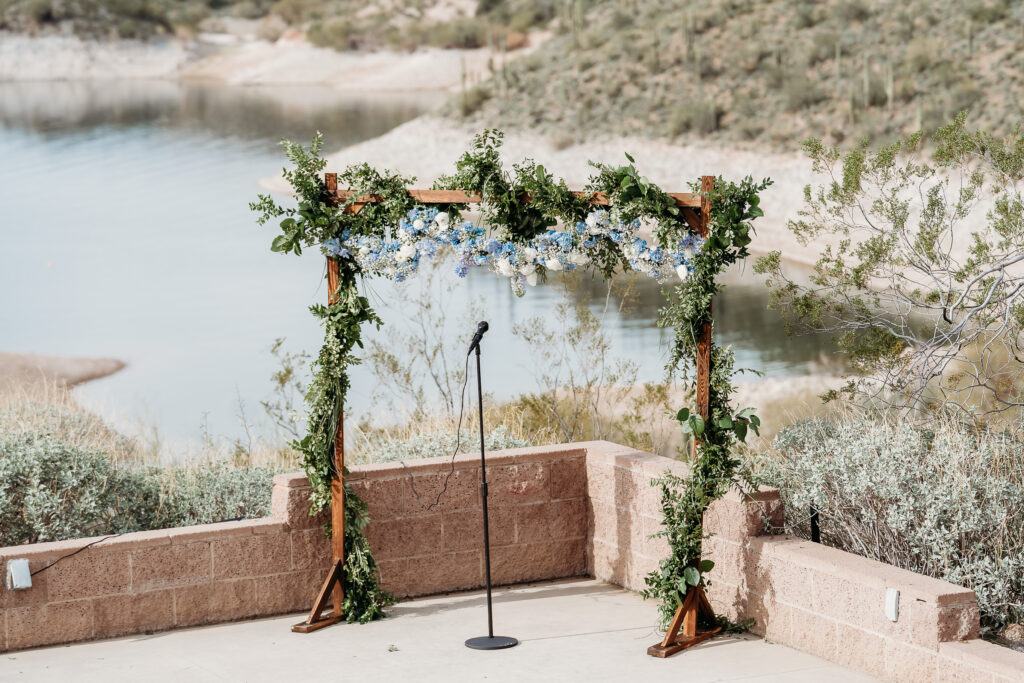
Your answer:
0,579 -> 877,682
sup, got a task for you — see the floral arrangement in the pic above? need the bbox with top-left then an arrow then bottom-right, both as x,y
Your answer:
252,130 -> 770,628
323,206 -> 707,296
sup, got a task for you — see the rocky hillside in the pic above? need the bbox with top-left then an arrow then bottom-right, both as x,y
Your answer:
456,0 -> 1024,148
0,0 -> 549,47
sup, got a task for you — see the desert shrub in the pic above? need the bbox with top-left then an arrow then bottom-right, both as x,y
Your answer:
0,433 -> 162,545
0,430 -> 275,547
428,17 -> 488,49
754,414 -> 1024,631
458,84 -> 492,117
783,78 -> 826,111
834,0 -> 870,23
307,17 -> 357,50
0,400 -> 139,462
153,460 -> 275,527
350,425 -> 530,465
667,99 -> 723,136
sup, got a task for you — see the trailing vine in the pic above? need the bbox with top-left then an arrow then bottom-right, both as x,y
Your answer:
641,176 -> 773,629
252,131 -> 771,629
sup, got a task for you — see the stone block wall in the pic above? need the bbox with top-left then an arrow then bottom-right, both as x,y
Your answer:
2,439 -> 1023,682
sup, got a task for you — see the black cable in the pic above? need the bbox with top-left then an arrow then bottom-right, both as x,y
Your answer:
400,351 -> 472,511
29,516 -> 246,578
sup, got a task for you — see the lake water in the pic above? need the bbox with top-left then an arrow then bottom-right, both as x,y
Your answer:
0,80 -> 835,455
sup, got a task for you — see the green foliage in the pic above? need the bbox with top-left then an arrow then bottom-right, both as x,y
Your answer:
642,175 -> 771,629
0,431 -> 274,547
437,129 -> 589,244
256,132 -> 771,630
755,114 -> 1024,426
252,134 -> 391,623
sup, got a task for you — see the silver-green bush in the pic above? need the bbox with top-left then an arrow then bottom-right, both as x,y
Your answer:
351,425 -> 530,465
0,431 -> 275,547
754,415 -> 1024,631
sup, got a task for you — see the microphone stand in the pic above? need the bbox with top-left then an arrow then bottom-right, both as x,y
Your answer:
464,331 -> 518,651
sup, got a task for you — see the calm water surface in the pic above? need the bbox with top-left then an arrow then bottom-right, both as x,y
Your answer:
0,80 -> 834,454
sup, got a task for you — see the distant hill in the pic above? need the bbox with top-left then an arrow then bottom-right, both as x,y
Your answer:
456,0 -> 1024,148
5,0 -> 1020,149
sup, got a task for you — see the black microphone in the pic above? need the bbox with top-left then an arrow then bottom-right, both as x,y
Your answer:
467,321 -> 489,355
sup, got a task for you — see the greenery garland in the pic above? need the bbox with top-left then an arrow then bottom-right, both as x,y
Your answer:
252,131 -> 770,628
641,176 -> 772,629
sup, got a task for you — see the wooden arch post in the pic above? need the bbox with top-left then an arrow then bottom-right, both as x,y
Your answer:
292,172 -> 347,633
647,175 -> 720,657
291,174 -> 717,642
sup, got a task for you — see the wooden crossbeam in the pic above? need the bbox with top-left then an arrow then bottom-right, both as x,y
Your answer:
329,189 -> 701,208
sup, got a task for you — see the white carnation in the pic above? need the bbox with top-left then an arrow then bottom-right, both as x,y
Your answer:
413,219 -> 425,231
434,211 -> 449,225
496,259 -> 515,277
545,258 -> 562,271
523,247 -> 539,262
676,265 -> 689,281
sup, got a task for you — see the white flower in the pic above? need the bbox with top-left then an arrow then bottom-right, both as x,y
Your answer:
676,265 -> 689,281
412,219 -> 425,231
526,271 -> 538,286
545,258 -> 562,271
520,263 -> 536,276
585,213 -> 600,228
496,259 -> 515,277
683,248 -> 695,261
523,247 -> 539,262
434,211 -> 449,226
397,244 -> 416,262
570,252 -> 590,265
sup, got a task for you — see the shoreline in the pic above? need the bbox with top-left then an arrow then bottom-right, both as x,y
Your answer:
0,32 -> 539,93
0,352 -> 125,397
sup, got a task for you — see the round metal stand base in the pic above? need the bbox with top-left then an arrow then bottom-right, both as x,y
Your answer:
465,636 -> 519,650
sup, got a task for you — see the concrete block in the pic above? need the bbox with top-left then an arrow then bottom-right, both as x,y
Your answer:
549,457 -> 586,500
174,579 -> 257,627
48,548 -> 130,601
347,476 -> 414,522
93,590 -> 175,638
363,515 -> 442,561
290,528 -> 331,571
167,521 -> 255,545
254,569 -> 322,616
6,600 -> 93,650
212,533 -> 291,580
834,622 -> 888,680
885,638 -> 939,683
487,463 -> 550,505
130,542 -> 212,591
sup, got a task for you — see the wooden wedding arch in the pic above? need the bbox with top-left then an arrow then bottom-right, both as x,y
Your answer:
293,173 -> 720,657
